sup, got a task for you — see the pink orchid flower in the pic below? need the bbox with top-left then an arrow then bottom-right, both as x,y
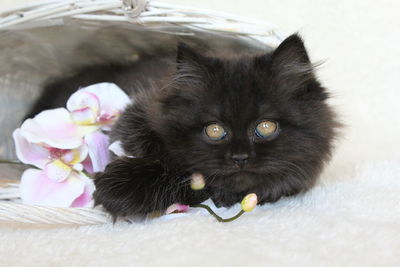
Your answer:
13,128 -> 88,181
13,83 -> 131,207
13,128 -> 94,207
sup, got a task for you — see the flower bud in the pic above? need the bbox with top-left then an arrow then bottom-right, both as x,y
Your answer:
190,173 -> 205,190
241,193 -> 258,212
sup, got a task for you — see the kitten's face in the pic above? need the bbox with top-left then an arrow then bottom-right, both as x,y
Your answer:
156,35 -> 337,205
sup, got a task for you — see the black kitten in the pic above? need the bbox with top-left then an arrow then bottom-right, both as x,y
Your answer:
93,34 -> 338,219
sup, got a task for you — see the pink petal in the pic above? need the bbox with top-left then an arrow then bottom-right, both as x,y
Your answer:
85,131 -> 110,172
165,203 -> 189,214
20,169 -> 85,207
73,83 -> 131,125
44,159 -> 72,182
66,90 -> 100,115
81,156 -> 94,174
70,107 -> 97,125
13,128 -> 50,169
20,108 -> 99,149
71,174 -> 95,207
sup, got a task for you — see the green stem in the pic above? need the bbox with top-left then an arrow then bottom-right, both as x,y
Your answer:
191,203 -> 245,223
0,159 -> 23,165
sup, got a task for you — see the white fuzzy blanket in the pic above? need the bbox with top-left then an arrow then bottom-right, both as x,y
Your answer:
1,0 -> 400,266
1,160 -> 399,266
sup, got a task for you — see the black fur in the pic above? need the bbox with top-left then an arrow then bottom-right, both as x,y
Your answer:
94,34 -> 338,218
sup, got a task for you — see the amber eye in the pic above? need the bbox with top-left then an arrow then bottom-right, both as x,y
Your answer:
255,120 -> 278,138
205,123 -> 227,141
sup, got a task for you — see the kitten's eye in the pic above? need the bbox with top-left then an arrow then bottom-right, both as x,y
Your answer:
255,120 -> 278,138
205,123 -> 227,141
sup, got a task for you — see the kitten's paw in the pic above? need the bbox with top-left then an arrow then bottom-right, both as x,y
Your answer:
93,157 -> 167,220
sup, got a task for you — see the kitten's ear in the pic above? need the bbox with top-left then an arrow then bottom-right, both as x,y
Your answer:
176,42 -> 207,72
266,34 -> 325,99
271,34 -> 311,71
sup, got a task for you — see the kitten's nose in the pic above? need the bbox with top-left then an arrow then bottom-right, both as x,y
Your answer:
231,153 -> 249,168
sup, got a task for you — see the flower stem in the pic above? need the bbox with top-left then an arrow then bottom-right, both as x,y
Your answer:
0,159 -> 23,165
191,203 -> 245,223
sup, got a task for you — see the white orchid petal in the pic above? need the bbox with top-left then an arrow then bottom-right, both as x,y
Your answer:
12,128 -> 50,169
73,163 -> 84,171
85,131 -> 110,172
66,90 -> 100,114
108,141 -> 126,157
44,159 -> 72,182
20,169 -> 85,207
70,107 -> 97,125
20,108 -> 99,149
71,173 -> 95,207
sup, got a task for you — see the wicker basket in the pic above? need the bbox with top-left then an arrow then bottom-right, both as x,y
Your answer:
0,0 -> 283,225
